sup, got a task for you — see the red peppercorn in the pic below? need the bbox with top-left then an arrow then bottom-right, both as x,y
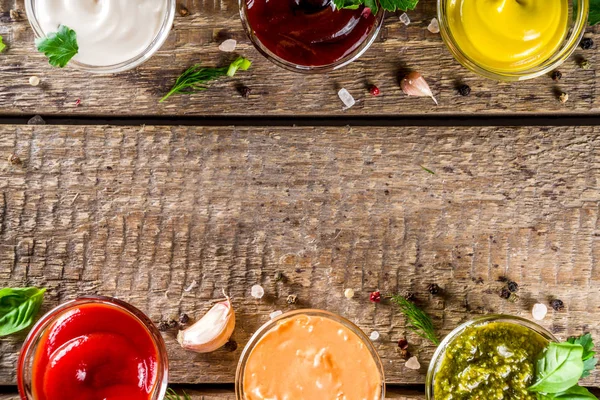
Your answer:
370,291 -> 381,303
369,86 -> 380,96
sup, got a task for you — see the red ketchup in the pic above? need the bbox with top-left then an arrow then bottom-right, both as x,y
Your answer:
31,303 -> 159,400
245,0 -> 377,66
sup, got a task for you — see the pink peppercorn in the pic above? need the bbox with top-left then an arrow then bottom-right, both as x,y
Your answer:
369,86 -> 380,96
370,291 -> 381,303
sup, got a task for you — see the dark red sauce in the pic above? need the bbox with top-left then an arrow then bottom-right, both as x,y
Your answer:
32,303 -> 159,400
245,0 -> 377,66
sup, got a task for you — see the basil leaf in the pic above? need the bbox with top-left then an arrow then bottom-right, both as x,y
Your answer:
567,334 -> 598,378
538,385 -> 598,399
529,343 -> 584,394
0,287 -> 46,336
35,25 -> 79,68
590,0 -> 600,26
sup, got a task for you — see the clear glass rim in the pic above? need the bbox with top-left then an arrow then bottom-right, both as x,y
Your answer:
24,0 -> 176,74
235,308 -> 386,399
425,314 -> 558,400
437,0 -> 589,81
238,3 -> 384,73
17,295 -> 169,400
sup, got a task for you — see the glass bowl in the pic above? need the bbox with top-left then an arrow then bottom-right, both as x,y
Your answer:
235,309 -> 386,399
24,0 -> 176,74
239,2 -> 384,73
437,0 -> 589,81
17,295 -> 169,400
425,314 -> 558,400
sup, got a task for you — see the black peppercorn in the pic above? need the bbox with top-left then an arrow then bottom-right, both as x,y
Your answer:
457,84 -> 471,96
158,321 -> 170,332
551,70 -> 562,81
550,299 -> 565,311
428,283 -> 441,295
167,319 -> 179,329
224,339 -> 238,352
507,280 -> 519,293
581,37 -> 594,50
500,287 -> 511,299
179,313 -> 190,324
240,86 -> 252,98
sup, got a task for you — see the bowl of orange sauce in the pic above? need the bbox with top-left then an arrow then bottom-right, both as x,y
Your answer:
235,309 -> 385,400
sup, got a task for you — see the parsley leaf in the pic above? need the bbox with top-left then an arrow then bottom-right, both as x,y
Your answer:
334,0 -> 418,14
0,36 -> 6,53
591,0 -> 600,25
35,25 -> 79,68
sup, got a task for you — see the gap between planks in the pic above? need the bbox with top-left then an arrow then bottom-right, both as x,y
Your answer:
4,114 -> 600,127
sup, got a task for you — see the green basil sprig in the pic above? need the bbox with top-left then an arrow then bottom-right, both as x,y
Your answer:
0,287 -> 45,336
529,334 -> 599,400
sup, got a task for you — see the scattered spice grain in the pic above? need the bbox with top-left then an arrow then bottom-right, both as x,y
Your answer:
457,84 -> 471,96
559,92 -> 569,104
580,37 -> 594,50
580,59 -> 592,70
551,70 -> 562,81
177,4 -> 189,16
370,291 -> 381,303
550,298 -> 565,311
179,313 -> 190,324
286,294 -> 297,304
428,283 -> 441,295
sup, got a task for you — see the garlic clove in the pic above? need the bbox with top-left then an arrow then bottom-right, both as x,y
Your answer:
177,297 -> 235,353
401,71 -> 438,105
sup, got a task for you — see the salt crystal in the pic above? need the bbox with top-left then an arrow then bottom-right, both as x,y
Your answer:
29,76 -> 40,86
532,303 -> 548,320
184,280 -> 197,292
270,310 -> 283,319
27,115 -> 46,125
338,88 -> 355,109
399,13 -> 410,26
427,18 -> 440,34
251,284 -> 264,299
405,356 -> 421,370
219,39 -> 237,52
369,331 -> 380,341
344,288 -> 355,299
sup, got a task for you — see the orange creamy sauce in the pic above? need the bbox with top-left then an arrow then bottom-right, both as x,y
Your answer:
243,314 -> 382,400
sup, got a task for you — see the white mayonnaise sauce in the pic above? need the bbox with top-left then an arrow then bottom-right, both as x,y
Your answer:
34,0 -> 168,66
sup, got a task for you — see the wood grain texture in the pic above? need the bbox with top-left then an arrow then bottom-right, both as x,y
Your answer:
0,0 -> 599,116
1,125 -> 600,388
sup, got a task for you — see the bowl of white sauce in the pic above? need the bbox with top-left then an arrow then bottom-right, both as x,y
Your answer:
25,0 -> 176,73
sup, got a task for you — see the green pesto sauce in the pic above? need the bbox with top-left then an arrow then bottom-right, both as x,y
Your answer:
433,322 -> 549,400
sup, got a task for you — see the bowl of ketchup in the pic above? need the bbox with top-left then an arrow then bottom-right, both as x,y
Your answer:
17,296 -> 168,400
240,0 -> 384,72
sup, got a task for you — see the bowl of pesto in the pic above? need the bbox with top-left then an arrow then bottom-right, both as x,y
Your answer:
426,315 -> 556,400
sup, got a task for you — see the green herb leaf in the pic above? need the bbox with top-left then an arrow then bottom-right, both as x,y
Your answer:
590,0 -> 600,25
35,25 -> 78,68
0,287 -> 46,336
0,36 -> 6,53
165,388 -> 192,400
390,295 -> 439,345
537,385 -> 598,399
529,342 -> 585,394
420,165 -> 435,175
160,57 -> 252,102
226,57 -> 252,77
567,334 -> 598,378
333,0 -> 417,13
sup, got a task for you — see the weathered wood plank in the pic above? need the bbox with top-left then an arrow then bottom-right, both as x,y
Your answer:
0,386 -> 427,399
1,125 -> 600,387
0,0 -> 598,116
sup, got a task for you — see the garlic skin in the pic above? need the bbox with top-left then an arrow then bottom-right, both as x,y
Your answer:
177,297 -> 235,353
401,71 -> 438,105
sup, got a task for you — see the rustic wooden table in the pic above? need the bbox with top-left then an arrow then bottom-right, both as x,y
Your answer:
1,0 -> 600,399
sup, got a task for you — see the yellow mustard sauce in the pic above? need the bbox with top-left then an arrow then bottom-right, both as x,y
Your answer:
446,0 -> 569,72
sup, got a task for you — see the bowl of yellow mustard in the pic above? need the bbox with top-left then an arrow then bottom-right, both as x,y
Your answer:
438,0 -> 589,81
